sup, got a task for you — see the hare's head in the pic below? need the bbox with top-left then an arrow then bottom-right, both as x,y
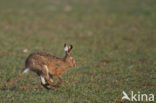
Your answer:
64,44 -> 76,67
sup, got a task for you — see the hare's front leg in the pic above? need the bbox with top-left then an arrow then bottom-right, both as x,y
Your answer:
55,76 -> 63,87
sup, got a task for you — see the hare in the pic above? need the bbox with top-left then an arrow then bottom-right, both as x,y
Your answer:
22,44 -> 76,89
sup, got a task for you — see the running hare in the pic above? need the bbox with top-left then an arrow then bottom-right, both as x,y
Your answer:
23,44 -> 76,89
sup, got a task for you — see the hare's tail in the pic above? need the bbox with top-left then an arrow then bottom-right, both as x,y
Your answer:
22,68 -> 29,74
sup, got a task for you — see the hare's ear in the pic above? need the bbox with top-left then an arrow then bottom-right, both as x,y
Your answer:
64,43 -> 68,55
64,43 -> 67,47
68,45 -> 73,53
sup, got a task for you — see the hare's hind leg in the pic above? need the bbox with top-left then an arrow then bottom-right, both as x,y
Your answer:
42,65 -> 56,87
40,75 -> 50,90
37,72 -> 50,90
40,75 -> 46,84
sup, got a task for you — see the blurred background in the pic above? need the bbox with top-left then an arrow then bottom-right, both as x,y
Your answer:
0,0 -> 155,103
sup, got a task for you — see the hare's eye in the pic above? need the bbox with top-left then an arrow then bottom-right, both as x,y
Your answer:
70,57 -> 73,60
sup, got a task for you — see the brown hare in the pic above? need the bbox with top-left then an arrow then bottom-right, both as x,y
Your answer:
22,44 -> 76,89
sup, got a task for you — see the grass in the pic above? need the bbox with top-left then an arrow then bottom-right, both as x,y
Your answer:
0,0 -> 156,103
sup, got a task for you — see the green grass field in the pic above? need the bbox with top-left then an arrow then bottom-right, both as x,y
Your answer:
0,0 -> 156,103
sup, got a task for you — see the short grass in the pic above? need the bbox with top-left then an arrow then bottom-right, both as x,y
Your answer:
0,0 -> 156,103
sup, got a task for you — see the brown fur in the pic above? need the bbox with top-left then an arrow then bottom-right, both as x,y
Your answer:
24,45 -> 76,89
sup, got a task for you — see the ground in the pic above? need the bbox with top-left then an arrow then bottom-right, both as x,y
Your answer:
0,0 -> 156,103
